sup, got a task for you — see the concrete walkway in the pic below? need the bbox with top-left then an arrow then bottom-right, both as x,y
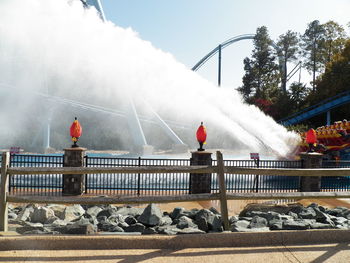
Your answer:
1,243 -> 350,263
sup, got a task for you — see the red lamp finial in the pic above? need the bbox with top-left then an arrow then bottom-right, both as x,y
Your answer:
196,122 -> 207,151
305,128 -> 317,152
70,117 -> 82,148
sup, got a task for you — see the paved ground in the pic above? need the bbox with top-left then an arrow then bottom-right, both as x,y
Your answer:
1,243 -> 350,263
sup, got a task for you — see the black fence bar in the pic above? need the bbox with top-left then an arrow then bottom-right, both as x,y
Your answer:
5,153 -> 350,196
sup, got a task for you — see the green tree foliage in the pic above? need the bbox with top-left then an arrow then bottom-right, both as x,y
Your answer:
312,39 -> 350,102
321,21 -> 347,65
276,30 -> 299,93
300,20 -> 326,91
238,26 -> 280,112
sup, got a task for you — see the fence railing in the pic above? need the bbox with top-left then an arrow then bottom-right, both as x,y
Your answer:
2,151 -> 350,232
7,154 -> 306,195
7,153 -> 350,195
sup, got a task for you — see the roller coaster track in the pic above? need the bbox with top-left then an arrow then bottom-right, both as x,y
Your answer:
191,34 -> 283,87
279,90 -> 350,126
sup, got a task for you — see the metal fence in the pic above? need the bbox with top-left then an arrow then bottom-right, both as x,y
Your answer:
9,154 -> 64,195
5,153 -> 350,196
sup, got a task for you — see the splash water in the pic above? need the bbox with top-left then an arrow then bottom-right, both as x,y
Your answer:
0,0 -> 299,157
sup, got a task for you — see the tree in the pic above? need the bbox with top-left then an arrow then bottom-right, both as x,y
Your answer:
238,26 -> 280,104
321,21 -> 347,65
276,30 -> 299,93
300,20 -> 325,91
288,82 -> 310,108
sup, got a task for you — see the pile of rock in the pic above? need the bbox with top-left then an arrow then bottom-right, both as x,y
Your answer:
231,203 -> 350,232
8,203 -> 223,235
7,202 -> 350,235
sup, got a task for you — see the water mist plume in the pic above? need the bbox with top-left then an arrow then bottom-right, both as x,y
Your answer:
0,0 -> 300,157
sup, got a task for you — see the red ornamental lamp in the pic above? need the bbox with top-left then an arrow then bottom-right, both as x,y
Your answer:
70,117 -> 82,148
305,128 -> 317,152
196,122 -> 207,151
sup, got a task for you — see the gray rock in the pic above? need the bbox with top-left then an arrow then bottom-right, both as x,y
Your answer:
86,206 -> 103,218
229,216 -> 238,225
170,207 -> 185,220
209,215 -> 223,232
124,215 -> 137,225
310,222 -> 334,229
282,220 -> 310,230
51,219 -> 68,227
176,216 -> 197,229
62,205 -> 85,222
333,216 -> 348,225
142,227 -> 157,235
159,215 -> 173,226
156,225 -> 179,235
16,222 -> 44,234
231,220 -> 250,232
8,212 -> 17,220
61,223 -> 96,234
249,216 -> 268,229
96,206 -> 118,218
17,205 -> 35,222
125,223 -> 146,233
196,217 -> 208,232
117,207 -> 144,217
138,204 -> 163,226
269,221 -> 283,230
299,207 -> 317,219
176,228 -> 206,234
31,207 -> 55,224
22,229 -> 48,235
209,207 -> 220,215
47,205 -> 66,219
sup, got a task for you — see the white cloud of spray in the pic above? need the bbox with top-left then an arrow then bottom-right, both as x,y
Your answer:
0,0 -> 300,157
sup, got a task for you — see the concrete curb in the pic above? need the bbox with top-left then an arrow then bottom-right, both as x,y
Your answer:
1,229 -> 350,250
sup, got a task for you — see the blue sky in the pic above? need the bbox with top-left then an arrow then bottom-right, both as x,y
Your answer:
100,0 -> 350,89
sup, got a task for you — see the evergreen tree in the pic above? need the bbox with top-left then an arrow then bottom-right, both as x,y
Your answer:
238,26 -> 280,108
276,30 -> 299,93
300,20 -> 325,91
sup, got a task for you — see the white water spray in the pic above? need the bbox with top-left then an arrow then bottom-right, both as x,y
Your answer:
0,0 -> 299,157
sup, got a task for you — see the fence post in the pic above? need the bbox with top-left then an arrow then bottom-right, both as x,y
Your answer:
189,151 -> 212,194
216,151 -> 230,231
0,152 -> 10,231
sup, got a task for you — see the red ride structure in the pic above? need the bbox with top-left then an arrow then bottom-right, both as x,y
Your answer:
298,120 -> 350,160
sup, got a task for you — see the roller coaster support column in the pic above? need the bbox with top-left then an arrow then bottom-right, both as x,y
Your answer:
327,111 -> 331,126
218,44 -> 222,87
300,152 -> 323,192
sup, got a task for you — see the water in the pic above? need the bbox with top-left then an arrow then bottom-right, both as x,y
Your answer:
0,0 -> 299,157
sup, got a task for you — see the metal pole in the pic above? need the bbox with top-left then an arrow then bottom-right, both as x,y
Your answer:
327,111 -> 331,126
218,44 -> 222,87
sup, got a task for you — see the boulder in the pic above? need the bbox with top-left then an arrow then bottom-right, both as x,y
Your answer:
208,215 -> 223,232
142,227 -> 157,235
47,205 -> 66,219
86,206 -> 103,218
138,204 -> 163,226
248,216 -> 268,229
282,220 -> 310,230
175,216 -> 197,229
31,207 -> 55,224
125,223 -> 146,233
170,207 -> 185,220
17,205 -> 35,222
231,220 -> 250,232
177,228 -> 206,234
159,215 -> 173,226
96,205 -> 118,218
116,207 -> 144,217
62,205 -> 85,222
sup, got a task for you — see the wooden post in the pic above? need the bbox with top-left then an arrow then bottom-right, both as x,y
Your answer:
216,151 -> 229,231
0,152 -> 10,231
